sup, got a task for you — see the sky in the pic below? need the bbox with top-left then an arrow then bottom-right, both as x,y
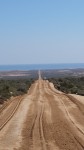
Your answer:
0,0 -> 84,64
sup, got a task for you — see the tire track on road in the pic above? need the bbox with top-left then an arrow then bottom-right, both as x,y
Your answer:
0,96 -> 24,130
19,79 -> 84,150
44,81 -> 84,148
42,80 -> 84,149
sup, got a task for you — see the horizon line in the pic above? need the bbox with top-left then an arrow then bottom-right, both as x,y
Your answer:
0,63 -> 84,66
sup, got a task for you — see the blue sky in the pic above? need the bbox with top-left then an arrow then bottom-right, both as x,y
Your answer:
0,0 -> 84,64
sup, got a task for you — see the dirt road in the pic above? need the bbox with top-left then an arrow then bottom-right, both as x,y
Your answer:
0,74 -> 84,149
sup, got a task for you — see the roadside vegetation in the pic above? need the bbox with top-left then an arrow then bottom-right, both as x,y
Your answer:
48,77 -> 84,96
0,76 -> 84,105
0,78 -> 35,104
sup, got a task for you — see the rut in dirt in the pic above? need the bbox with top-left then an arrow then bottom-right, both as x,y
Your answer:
19,79 -> 84,150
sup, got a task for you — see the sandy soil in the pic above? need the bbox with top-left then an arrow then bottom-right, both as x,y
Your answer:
0,77 -> 84,150
0,95 -> 32,150
70,94 -> 84,105
18,79 -> 84,150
